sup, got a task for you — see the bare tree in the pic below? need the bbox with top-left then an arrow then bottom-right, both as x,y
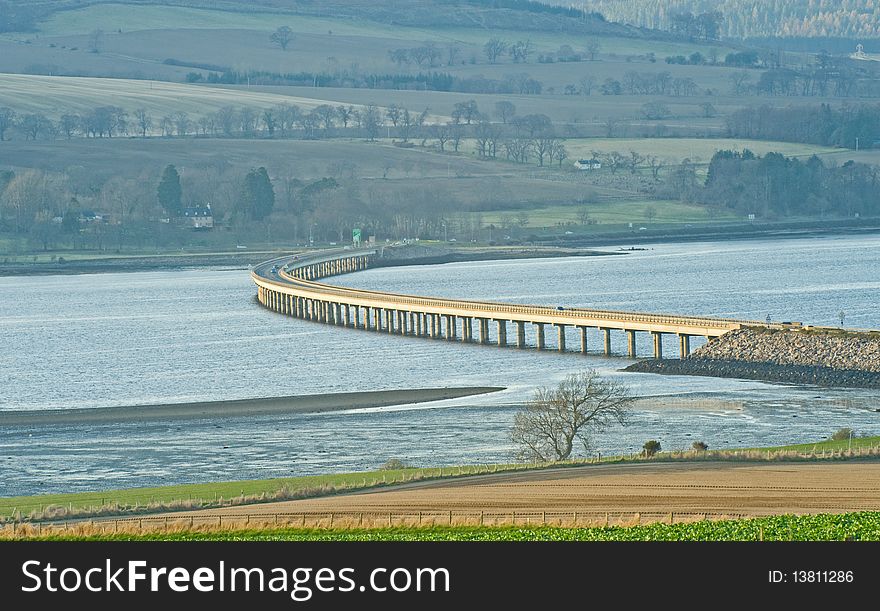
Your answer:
483,38 -> 508,63
494,100 -> 516,124
432,123 -> 451,151
578,74 -> 596,95
133,108 -> 152,138
385,104 -> 402,127
361,104 -> 382,141
270,26 -> 294,50
585,39 -> 600,61
509,40 -> 533,63
627,150 -> 645,173
59,114 -> 80,139
510,370 -> 632,462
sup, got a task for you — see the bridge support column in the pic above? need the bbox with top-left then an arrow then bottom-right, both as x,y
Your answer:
627,330 -> 637,358
556,324 -> 566,352
400,311 -> 408,335
534,323 -> 545,350
602,328 -> 612,355
652,332 -> 663,359
353,306 -> 361,328
679,334 -> 690,358
373,308 -> 381,331
446,315 -> 456,340
386,309 -> 394,334
343,305 -> 351,327
477,318 -> 489,344
430,314 -> 439,338
515,321 -> 526,348
578,326 -> 588,354
460,318 -> 470,342
497,320 -> 507,347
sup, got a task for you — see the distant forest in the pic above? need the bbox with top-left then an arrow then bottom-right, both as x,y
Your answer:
587,0 -> 880,39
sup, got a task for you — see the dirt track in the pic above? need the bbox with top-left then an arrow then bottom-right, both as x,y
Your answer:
183,461 -> 880,519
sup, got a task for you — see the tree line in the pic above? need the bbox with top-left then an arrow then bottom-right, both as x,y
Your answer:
725,103 -> 880,149
662,149 -> 879,219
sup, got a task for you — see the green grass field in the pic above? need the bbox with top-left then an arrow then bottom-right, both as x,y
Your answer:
2,437 -> 877,521
12,512 -> 880,541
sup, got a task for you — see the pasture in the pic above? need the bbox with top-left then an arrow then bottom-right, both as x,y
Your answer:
0,73 -> 447,125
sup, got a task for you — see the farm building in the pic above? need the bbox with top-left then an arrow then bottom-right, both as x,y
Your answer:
574,158 -> 602,170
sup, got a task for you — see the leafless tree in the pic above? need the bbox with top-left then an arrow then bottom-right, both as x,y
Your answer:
446,45 -> 461,66
578,75 -> 596,95
133,108 -> 152,137
585,39 -> 600,61
270,26 -> 294,50
385,104 -> 402,127
509,40 -> 533,63
627,150 -> 645,173
510,370 -> 632,462
432,124 -> 450,151
493,100 -> 516,124
483,38 -> 508,63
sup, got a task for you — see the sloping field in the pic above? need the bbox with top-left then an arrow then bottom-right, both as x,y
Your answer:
563,138 -> 841,163
0,74 -> 446,123
169,461 -> 880,518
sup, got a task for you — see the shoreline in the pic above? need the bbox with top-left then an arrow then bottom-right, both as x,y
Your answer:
3,223 -> 879,277
626,359 -> 880,389
0,387 -> 505,426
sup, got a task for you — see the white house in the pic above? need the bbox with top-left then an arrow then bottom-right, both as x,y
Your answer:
574,158 -> 602,170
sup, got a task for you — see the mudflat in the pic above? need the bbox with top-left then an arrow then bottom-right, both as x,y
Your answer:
0,387 -> 504,426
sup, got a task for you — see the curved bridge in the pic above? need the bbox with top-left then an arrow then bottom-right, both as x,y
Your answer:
252,248 -> 777,358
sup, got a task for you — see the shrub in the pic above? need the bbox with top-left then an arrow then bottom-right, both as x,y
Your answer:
831,428 -> 855,441
642,440 -> 662,457
381,459 -> 409,470
692,441 -> 709,451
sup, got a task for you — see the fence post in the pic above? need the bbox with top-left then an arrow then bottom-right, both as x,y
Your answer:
541,511 -> 546,525
330,513 -> 334,527
480,511 -> 484,525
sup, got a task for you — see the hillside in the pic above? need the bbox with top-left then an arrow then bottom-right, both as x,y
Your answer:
582,0 -> 880,40
1,0 -> 637,36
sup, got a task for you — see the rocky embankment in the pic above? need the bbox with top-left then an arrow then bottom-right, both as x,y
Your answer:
626,327 -> 880,389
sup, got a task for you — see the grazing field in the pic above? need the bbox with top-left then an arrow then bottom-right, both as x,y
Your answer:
562,138 -> 842,163
0,74 -> 445,124
9,512 -> 880,541
26,3 -> 734,58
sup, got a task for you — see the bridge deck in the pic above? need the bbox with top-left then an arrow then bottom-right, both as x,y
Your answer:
252,249 -> 770,339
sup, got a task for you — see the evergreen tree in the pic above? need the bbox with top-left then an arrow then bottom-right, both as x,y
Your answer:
157,165 -> 182,216
241,167 -> 275,221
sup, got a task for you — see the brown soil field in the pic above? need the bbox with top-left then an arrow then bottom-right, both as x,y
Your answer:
174,461 -> 880,520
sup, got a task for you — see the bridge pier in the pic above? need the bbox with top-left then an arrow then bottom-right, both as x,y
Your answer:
445,315 -> 456,340
373,307 -> 381,331
534,323 -> 545,350
556,324 -> 566,352
385,309 -> 394,334
602,328 -> 612,356
652,331 -> 663,359
516,321 -> 526,348
678,334 -> 690,358
578,326 -> 588,354
477,318 -> 489,344
496,320 -> 507,347
399,310 -> 408,335
627,330 -> 637,358
462,318 -> 472,342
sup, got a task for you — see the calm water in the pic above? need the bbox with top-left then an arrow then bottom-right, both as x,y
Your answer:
1,234 -> 879,496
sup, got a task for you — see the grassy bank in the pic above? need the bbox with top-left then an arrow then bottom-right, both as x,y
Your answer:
5,512 -> 880,541
2,436 -> 878,522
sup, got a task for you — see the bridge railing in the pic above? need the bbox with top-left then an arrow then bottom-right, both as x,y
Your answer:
254,249 -> 760,331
